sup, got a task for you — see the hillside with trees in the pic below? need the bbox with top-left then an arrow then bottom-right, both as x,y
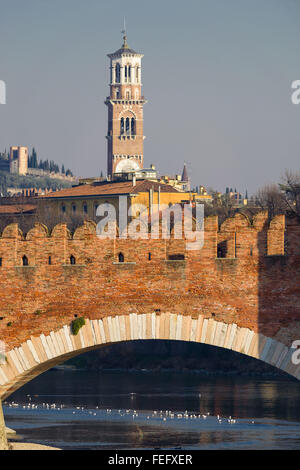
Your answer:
0,171 -> 73,196
0,147 -> 75,194
28,147 -> 73,176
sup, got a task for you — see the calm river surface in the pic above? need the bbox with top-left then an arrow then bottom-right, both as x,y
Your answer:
4,370 -> 300,450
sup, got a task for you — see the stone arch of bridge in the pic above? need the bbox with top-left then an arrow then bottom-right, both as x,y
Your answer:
0,313 -> 298,400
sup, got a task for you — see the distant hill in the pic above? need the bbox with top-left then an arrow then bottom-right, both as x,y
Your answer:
0,171 -> 74,196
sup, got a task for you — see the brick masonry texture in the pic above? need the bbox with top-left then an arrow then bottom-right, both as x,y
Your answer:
0,211 -> 299,397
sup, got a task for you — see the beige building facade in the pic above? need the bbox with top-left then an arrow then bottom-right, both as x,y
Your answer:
9,146 -> 28,175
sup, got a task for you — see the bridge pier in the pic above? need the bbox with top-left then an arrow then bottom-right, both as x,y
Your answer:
0,400 -> 8,450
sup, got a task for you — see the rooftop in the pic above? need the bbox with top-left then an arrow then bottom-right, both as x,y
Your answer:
41,180 -> 181,200
0,204 -> 37,215
107,34 -> 142,58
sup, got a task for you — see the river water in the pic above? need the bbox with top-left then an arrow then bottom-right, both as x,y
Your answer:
4,370 -> 300,450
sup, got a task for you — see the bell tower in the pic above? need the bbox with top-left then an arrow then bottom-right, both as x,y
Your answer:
105,32 -> 146,178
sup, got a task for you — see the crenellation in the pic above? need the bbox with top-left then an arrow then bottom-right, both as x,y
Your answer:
0,212 -> 298,357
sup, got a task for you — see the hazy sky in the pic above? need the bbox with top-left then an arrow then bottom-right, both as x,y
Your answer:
0,0 -> 300,194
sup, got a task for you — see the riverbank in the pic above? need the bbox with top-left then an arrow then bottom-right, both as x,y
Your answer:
9,442 -> 60,450
5,426 -> 60,450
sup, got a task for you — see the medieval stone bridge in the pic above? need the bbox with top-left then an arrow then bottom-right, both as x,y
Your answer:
0,211 -> 300,448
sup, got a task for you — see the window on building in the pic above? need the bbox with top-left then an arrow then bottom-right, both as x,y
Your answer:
128,65 -> 131,82
22,255 -> 29,266
48,256 -> 52,265
120,117 -> 124,135
72,204 -> 76,213
0,258 -> 2,267
83,203 -> 88,214
217,241 -> 228,258
126,117 -> 130,135
70,255 -> 76,265
118,252 -> 124,263
115,63 -> 121,83
61,205 -> 66,214
168,254 -> 185,260
148,253 -> 152,261
131,118 -> 136,135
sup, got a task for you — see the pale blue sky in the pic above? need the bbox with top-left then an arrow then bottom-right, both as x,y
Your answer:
0,0 -> 300,194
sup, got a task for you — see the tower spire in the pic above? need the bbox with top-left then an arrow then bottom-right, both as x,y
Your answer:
121,17 -> 128,48
182,162 -> 188,182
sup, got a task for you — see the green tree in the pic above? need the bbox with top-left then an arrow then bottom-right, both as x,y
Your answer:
30,148 -> 38,168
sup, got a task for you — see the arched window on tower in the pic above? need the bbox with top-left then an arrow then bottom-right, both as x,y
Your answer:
118,252 -> 124,263
115,63 -> 121,83
128,65 -> 131,82
120,117 -> 125,135
124,65 -> 128,82
22,255 -> 29,266
126,117 -> 130,135
131,118 -> 136,135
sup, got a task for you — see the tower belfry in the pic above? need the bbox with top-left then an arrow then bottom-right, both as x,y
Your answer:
105,32 -> 147,177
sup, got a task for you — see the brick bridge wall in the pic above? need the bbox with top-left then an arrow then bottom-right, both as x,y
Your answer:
0,211 -> 299,352
0,211 -> 299,374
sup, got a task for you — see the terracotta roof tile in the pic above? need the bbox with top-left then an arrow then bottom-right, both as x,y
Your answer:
41,180 -> 181,199
0,204 -> 37,214
132,180 -> 181,194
